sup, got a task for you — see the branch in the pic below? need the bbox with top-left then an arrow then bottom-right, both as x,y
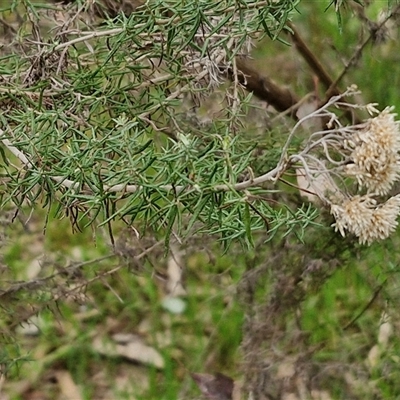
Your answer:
287,22 -> 361,124
0,89 -> 360,198
138,37 -> 236,120
56,0 -> 274,21
231,56 -> 299,117
56,0 -> 146,19
287,22 -> 338,95
325,5 -> 400,100
343,279 -> 387,331
0,128 -> 282,196
53,28 -> 124,51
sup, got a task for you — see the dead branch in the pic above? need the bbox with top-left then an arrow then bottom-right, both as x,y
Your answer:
56,0 -> 145,19
325,4 -> 400,100
288,22 -> 338,96
232,56 -> 299,117
287,22 -> 360,123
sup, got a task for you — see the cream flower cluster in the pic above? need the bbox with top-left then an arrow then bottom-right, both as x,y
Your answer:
329,107 -> 400,244
344,107 -> 400,195
331,195 -> 400,245
298,99 -> 400,245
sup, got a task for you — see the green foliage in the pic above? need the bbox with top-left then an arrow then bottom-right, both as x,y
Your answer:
0,0 -> 311,249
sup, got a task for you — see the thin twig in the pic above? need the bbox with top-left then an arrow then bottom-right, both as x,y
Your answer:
138,38 -> 235,120
343,279 -> 387,331
0,127 -> 281,195
53,28 -> 124,51
231,56 -> 299,116
0,17 -> 17,34
288,22 -> 337,94
325,6 -> 400,100
0,89 -> 359,197
275,87 -> 357,177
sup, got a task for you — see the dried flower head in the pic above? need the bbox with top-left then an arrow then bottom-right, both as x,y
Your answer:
331,194 -> 400,245
295,92 -> 400,245
185,14 -> 254,100
344,107 -> 400,195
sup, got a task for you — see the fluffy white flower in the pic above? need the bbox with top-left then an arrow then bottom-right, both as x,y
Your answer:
331,194 -> 400,245
344,108 -> 400,195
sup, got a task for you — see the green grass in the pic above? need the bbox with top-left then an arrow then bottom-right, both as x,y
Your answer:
1,207 -> 244,399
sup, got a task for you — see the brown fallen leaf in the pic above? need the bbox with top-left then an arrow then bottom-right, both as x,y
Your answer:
191,372 -> 234,400
54,370 -> 82,400
92,335 -> 165,369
